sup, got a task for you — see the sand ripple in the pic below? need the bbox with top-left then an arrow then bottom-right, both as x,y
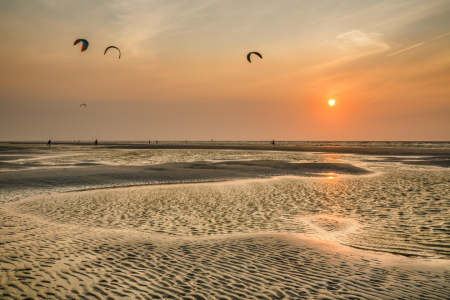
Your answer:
9,169 -> 450,259
1,208 -> 449,299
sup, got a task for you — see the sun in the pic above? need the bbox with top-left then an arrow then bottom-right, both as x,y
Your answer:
328,99 -> 335,106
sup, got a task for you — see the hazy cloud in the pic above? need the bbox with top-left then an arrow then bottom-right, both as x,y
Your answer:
336,30 -> 389,55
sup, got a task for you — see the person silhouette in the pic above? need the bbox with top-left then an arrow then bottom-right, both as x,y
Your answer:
95,139 -> 98,145
47,140 -> 51,147
271,140 -> 275,145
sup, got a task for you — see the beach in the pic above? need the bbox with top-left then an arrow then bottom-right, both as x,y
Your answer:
1,142 -> 450,299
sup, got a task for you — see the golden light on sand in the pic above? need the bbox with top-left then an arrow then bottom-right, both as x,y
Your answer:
328,99 -> 335,106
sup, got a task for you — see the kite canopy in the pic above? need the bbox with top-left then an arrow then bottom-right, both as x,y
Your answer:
104,46 -> 121,59
74,39 -> 89,52
247,52 -> 262,63
80,103 -> 86,108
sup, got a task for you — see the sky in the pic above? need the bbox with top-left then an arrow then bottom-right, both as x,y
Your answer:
1,0 -> 449,141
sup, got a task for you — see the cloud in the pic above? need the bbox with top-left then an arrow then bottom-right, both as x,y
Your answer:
336,30 -> 389,54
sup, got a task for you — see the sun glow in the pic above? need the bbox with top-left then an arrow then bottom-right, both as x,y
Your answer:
328,99 -> 335,106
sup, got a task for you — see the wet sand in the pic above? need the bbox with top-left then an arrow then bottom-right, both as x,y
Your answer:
1,143 -> 450,299
105,143 -> 450,156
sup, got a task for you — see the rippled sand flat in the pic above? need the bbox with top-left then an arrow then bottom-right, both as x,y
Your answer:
1,208 -> 449,299
1,143 -> 450,299
9,170 -> 450,258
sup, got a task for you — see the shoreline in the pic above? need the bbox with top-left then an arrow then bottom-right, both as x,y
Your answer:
2,141 -> 450,156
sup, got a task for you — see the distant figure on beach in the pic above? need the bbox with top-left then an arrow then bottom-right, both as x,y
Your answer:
272,140 -> 275,145
149,141 -> 151,144
47,140 -> 51,147
95,139 -> 98,145
156,141 -> 158,144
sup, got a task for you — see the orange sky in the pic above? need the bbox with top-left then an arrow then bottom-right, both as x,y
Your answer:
1,0 -> 449,141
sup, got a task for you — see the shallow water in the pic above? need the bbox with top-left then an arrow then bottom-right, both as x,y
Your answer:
0,145 -> 317,168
